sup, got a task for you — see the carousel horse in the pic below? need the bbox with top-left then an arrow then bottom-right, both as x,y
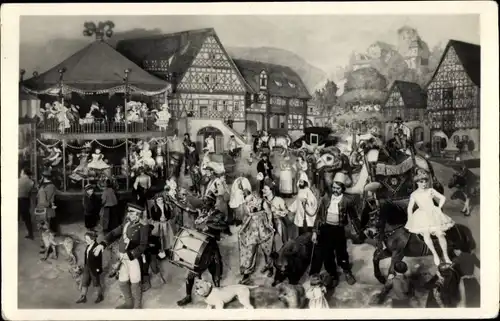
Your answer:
448,169 -> 480,216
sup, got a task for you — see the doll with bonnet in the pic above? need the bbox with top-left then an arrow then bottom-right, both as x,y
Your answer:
305,274 -> 329,309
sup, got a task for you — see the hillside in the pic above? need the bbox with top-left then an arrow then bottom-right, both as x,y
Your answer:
226,46 -> 327,92
20,30 -> 327,93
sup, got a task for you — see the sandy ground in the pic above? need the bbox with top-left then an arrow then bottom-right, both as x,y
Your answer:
17,160 -> 480,309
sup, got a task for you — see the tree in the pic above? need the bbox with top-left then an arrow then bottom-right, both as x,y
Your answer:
313,79 -> 338,115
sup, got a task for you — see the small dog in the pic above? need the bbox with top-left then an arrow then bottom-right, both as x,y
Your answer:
39,221 -> 77,264
194,279 -> 258,309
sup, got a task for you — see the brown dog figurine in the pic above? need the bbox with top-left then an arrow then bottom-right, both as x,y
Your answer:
39,221 -> 78,264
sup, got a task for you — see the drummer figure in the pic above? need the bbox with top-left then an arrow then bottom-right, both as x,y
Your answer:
176,193 -> 225,306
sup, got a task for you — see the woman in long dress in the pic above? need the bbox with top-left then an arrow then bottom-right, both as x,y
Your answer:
405,169 -> 455,266
149,193 -> 175,259
279,156 -> 294,197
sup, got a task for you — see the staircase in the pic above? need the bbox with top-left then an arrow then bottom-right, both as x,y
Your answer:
189,119 -> 249,150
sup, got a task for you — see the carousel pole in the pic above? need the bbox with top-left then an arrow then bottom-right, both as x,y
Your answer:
62,140 -> 67,191
124,69 -> 131,191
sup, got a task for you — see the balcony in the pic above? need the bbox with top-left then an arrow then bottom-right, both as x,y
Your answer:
37,117 -> 175,139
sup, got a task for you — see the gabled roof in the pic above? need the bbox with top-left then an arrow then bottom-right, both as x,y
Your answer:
116,28 -> 250,91
427,39 -> 480,87
233,59 -> 311,99
385,80 -> 427,109
22,40 -> 169,95
371,41 -> 396,52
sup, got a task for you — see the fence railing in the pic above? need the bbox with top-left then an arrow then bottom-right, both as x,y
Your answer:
37,117 -> 171,134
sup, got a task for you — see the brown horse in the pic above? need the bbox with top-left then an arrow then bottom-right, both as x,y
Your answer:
366,201 -> 476,284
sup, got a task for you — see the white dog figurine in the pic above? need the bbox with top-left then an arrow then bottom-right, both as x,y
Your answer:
194,279 -> 258,309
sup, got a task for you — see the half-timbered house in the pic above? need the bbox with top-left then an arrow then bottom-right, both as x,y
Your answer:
232,59 -> 311,137
382,80 -> 429,143
117,28 -> 250,152
117,28 -> 312,151
426,40 -> 480,156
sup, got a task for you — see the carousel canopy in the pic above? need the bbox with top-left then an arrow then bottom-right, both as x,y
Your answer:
21,40 -> 170,96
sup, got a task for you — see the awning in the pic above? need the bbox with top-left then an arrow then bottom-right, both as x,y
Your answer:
22,40 -> 170,97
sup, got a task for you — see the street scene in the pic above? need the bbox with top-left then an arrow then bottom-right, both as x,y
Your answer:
17,14 -> 480,310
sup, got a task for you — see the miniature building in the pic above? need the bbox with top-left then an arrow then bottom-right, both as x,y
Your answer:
426,40 -> 480,156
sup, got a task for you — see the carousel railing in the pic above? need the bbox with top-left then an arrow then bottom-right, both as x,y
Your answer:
65,164 -> 128,191
37,117 -> 170,134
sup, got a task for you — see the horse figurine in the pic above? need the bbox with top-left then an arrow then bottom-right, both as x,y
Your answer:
268,134 -> 292,156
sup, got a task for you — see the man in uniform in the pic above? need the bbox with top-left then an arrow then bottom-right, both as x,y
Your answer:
94,203 -> 149,309
310,171 -> 365,287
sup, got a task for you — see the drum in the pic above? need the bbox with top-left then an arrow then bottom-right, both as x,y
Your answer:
170,227 -> 211,272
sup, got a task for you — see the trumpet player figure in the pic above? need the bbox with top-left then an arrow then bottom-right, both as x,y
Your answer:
94,203 -> 149,309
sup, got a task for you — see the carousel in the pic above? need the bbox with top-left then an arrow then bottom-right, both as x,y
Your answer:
21,21 -> 174,194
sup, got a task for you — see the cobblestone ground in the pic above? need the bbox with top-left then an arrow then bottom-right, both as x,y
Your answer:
18,160 -> 480,309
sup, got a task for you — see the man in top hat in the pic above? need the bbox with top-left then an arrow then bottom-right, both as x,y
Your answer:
83,184 -> 100,230
257,153 -> 273,196
93,203 -> 149,309
310,171 -> 365,287
393,117 -> 411,153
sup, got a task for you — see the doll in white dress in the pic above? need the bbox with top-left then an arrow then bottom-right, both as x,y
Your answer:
305,274 -> 329,309
405,169 -> 455,266
139,142 -> 156,169
87,148 -> 111,170
205,135 -> 215,154
155,103 -> 171,130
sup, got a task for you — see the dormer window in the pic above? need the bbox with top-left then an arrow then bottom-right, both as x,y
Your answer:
180,41 -> 191,55
288,81 -> 296,88
274,80 -> 282,87
259,70 -> 268,89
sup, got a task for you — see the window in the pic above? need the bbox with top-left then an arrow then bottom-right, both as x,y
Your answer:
288,81 -> 296,88
259,70 -> 268,88
222,100 -> 227,111
274,80 -> 282,87
204,75 -> 210,83
310,134 -> 319,145
200,106 -> 208,117
234,102 -> 239,112
211,74 -> 218,84
442,87 -> 453,109
212,101 -> 217,111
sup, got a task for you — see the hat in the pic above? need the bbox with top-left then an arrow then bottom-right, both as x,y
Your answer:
263,177 -> 274,189
333,171 -> 348,185
71,106 -> 78,113
84,184 -> 94,191
309,274 -> 323,286
393,261 -> 408,274
41,168 -> 52,177
394,117 -> 403,123
413,168 -> 430,182
256,172 -> 264,181
127,203 -> 145,214
297,172 -> 309,187
84,230 -> 98,240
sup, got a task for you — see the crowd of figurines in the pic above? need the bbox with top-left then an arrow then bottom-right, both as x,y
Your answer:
18,117 -> 480,309
36,100 -> 171,133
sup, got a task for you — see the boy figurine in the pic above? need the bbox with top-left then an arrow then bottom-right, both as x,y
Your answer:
76,230 -> 104,304
377,261 -> 413,308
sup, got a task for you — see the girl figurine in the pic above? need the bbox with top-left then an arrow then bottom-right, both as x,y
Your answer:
306,274 -> 329,309
155,146 -> 164,168
155,103 -> 172,130
114,106 -> 124,123
405,169 -> 455,266
87,148 -> 111,170
140,142 -> 156,169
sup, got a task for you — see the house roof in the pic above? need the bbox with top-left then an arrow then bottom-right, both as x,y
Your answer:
427,39 -> 480,87
116,28 -> 250,91
371,41 -> 396,52
385,80 -> 427,109
22,40 -> 169,95
232,59 -> 311,99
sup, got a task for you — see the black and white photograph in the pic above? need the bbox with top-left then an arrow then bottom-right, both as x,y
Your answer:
1,2 -> 498,320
